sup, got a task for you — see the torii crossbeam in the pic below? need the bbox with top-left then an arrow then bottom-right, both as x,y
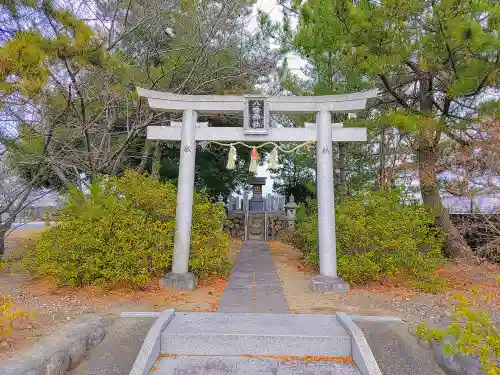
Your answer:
138,88 -> 378,292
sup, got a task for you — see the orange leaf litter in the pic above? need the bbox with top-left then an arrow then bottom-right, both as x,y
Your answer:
160,354 -> 178,358
160,354 -> 353,364
240,355 -> 354,363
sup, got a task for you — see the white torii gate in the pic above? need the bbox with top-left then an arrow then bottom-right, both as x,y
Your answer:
138,88 -> 378,292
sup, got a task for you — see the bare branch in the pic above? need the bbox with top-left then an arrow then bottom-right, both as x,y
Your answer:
379,74 -> 419,113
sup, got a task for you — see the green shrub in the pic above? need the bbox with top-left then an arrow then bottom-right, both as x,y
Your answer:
293,190 -> 445,285
337,253 -> 381,284
417,288 -> 500,375
23,171 -> 230,286
412,275 -> 450,294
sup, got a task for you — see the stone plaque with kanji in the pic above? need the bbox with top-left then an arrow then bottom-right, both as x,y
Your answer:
244,95 -> 269,134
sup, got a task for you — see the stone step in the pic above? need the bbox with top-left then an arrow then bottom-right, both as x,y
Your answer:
249,214 -> 264,218
150,355 -> 361,375
160,312 -> 351,357
250,227 -> 263,232
249,223 -> 264,228
248,234 -> 264,240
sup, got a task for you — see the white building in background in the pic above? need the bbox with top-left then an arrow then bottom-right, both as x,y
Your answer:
1,154 -> 61,228
443,195 -> 499,214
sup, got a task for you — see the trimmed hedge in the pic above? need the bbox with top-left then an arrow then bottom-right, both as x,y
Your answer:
293,190 -> 445,285
23,171 -> 230,286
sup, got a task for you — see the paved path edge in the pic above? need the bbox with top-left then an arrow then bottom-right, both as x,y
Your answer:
128,309 -> 175,375
337,312 -> 383,375
0,314 -> 113,375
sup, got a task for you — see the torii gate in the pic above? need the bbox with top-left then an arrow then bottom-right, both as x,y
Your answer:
137,88 -> 378,292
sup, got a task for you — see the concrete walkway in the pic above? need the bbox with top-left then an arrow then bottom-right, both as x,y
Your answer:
218,241 -> 289,313
358,321 -> 446,375
67,317 -> 155,375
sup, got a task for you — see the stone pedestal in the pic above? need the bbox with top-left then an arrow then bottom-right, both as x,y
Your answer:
311,275 -> 349,292
160,272 -> 198,291
248,199 -> 264,212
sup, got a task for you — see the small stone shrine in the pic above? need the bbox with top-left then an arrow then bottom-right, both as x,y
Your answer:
248,177 -> 266,212
222,181 -> 297,242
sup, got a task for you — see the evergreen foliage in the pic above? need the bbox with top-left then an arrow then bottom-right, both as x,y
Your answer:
0,295 -> 29,339
292,190 -> 445,285
22,171 -> 231,286
276,0 -> 500,259
417,288 -> 500,375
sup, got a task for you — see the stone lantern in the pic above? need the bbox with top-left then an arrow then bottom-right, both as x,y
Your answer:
217,193 -> 224,205
285,194 -> 297,229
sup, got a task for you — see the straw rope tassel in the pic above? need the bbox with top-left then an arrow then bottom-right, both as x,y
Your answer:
249,148 -> 259,173
268,146 -> 281,170
226,144 -> 237,170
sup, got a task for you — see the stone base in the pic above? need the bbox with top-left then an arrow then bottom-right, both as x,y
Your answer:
160,272 -> 198,291
311,275 -> 350,292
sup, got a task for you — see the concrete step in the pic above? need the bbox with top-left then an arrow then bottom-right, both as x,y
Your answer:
150,355 -> 362,375
160,312 -> 351,357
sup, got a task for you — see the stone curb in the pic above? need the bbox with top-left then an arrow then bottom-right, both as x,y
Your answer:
413,325 -> 484,374
120,311 -> 403,323
336,312 -> 383,375
0,314 -> 113,375
128,309 -> 175,375
120,312 -> 163,318
430,337 -> 483,375
349,315 -> 403,323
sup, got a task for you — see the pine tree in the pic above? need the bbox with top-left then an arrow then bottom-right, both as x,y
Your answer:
291,0 -> 500,259
0,0 -> 104,97
1,0 -> 277,195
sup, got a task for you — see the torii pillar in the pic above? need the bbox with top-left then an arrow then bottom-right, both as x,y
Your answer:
138,89 -> 378,291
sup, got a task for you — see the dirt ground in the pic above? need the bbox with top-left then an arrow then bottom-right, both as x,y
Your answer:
268,240 -> 499,324
0,229 -> 241,363
1,229 -> 498,363
3,227 -> 46,252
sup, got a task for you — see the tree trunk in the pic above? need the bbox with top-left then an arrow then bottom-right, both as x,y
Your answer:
338,142 -> 347,201
136,139 -> 153,173
418,140 -> 473,260
151,141 -> 162,180
51,164 -> 71,189
418,72 -> 473,261
0,227 -> 6,258
378,125 -> 387,190
110,146 -> 128,177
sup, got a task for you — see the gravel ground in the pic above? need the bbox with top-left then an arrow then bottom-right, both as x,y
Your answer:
268,241 -> 500,329
0,229 -> 232,363
1,232 -> 498,366
0,270 -> 228,363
